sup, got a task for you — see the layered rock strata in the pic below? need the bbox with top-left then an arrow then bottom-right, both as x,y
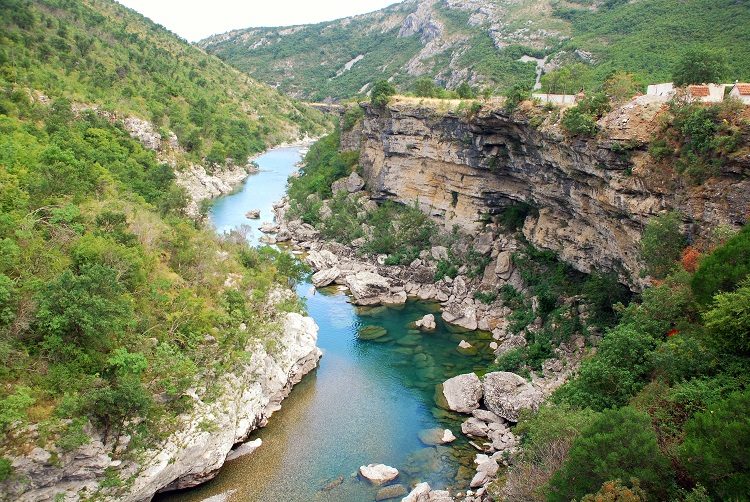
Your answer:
357,101 -> 750,285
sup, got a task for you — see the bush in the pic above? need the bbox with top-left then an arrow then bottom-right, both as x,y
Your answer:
639,211 -> 686,279
679,389 -> 750,500
691,224 -> 750,304
547,407 -> 671,501
561,107 -> 597,136
702,280 -> 750,355
0,456 -> 11,482
555,324 -> 658,410
371,79 -> 396,108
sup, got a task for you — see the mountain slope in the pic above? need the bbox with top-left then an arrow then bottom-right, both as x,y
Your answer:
199,0 -> 750,101
1,0 -> 330,162
0,0 -> 324,499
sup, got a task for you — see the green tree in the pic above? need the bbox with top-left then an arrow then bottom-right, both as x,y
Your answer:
691,224 -> 750,304
505,84 -> 529,113
413,77 -> 437,97
639,211 -> 686,279
672,48 -> 728,86
679,389 -> 750,500
561,107 -> 597,136
371,79 -> 396,108
35,264 -> 133,367
547,407 -> 671,501
702,279 -> 750,355
555,325 -> 658,411
602,71 -> 642,104
457,82 -> 475,99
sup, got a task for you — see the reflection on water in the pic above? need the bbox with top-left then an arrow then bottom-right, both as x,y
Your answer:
157,148 -> 496,502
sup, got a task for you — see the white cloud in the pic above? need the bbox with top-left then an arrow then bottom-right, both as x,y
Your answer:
116,0 -> 401,42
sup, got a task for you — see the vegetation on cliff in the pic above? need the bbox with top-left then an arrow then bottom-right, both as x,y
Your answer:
500,218 -> 750,502
0,0 -> 316,493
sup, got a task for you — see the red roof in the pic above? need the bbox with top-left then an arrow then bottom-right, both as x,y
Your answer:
688,85 -> 710,97
735,83 -> 750,95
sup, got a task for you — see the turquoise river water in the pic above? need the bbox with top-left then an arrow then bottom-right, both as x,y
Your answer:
158,147 -> 495,502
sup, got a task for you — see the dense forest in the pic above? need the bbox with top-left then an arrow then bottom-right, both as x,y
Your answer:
0,0 -> 321,493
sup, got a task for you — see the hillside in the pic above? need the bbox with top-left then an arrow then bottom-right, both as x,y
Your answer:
0,0 -> 325,499
0,0 -> 330,162
199,0 -> 750,101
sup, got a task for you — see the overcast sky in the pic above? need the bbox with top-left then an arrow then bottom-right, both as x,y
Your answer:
116,0 -> 401,42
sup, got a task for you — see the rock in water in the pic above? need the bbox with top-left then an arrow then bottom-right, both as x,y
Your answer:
359,464 -> 398,485
245,209 -> 261,219
418,428 -> 456,446
311,268 -> 340,288
482,371 -> 543,422
357,325 -> 388,341
415,313 -> 437,331
441,372 -> 482,413
375,484 -> 408,501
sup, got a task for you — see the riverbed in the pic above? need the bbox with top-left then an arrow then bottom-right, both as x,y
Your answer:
157,147 -> 495,502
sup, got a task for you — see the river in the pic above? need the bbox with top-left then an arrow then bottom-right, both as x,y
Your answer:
157,147 -> 495,502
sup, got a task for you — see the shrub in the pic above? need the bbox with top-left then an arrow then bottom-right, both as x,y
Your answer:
702,280 -> 750,355
639,211 -> 686,279
547,407 -> 671,501
691,224 -> 750,304
561,107 -> 597,136
370,79 -> 396,108
679,389 -> 750,500
555,324 -> 658,410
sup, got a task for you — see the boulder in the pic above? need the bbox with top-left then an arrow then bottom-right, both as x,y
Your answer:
258,221 -> 278,233
311,268 -> 340,288
375,483 -> 408,501
415,314 -> 436,332
305,250 -> 339,271
494,251 -> 513,280
441,373 -> 482,413
461,417 -> 489,437
418,428 -> 456,446
245,209 -> 261,219
344,271 -> 391,305
346,171 -> 366,193
482,372 -> 543,422
357,325 -> 388,341
442,305 -> 478,332
359,464 -> 398,486
403,482 -> 431,502
472,409 -> 504,424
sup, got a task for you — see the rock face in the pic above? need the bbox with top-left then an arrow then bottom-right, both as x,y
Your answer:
441,373 -> 483,413
176,163 -> 250,217
482,371 -> 543,422
358,101 -> 750,285
2,313 -> 322,502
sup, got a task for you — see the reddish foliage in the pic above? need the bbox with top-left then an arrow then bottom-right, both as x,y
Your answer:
681,246 -> 701,273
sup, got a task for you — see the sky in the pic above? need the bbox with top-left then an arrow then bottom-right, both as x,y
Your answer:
116,0 -> 401,42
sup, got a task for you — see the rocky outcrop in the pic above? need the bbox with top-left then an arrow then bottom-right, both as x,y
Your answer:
358,101 -> 750,286
175,163 -> 252,217
2,313 -> 321,502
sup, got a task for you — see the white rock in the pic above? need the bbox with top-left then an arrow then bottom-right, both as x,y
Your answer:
441,373 -> 482,413
359,463 -> 399,486
482,372 -> 543,422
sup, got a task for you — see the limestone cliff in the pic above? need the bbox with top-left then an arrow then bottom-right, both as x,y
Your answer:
356,99 -> 750,285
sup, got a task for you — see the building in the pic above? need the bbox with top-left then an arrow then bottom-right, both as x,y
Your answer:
729,83 -> 750,104
686,84 -> 727,103
646,82 -> 675,99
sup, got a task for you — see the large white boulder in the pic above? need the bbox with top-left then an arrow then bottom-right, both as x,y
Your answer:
482,372 -> 543,422
441,373 -> 482,413
344,271 -> 391,305
359,464 -> 398,486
